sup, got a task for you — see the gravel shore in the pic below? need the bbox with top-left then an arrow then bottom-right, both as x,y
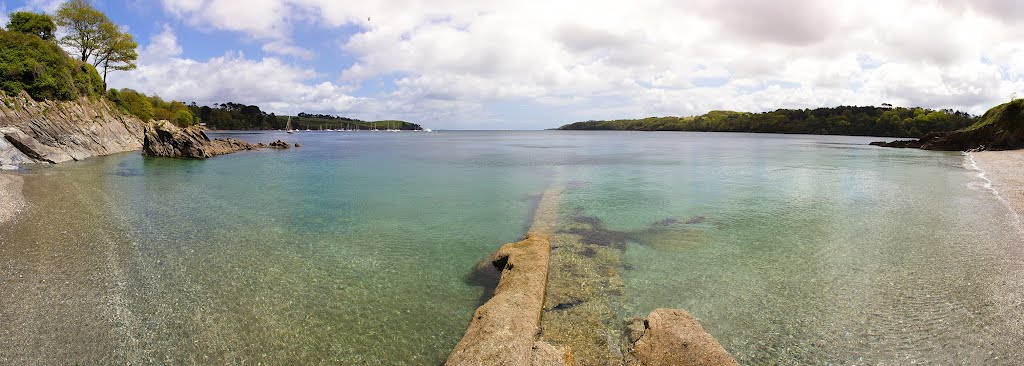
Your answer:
0,173 -> 25,224
970,150 -> 1024,221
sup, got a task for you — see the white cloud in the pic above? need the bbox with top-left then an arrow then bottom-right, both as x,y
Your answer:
152,0 -> 1024,128
261,40 -> 314,60
15,0 -> 62,13
107,25 -> 378,119
139,24 -> 182,61
0,3 -> 8,28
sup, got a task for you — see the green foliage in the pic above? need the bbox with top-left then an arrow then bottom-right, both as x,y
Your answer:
106,88 -> 197,127
289,113 -> 422,131
175,109 -> 196,126
92,22 -> 137,85
0,29 -> 104,100
184,104 -> 421,130
107,88 -> 152,120
6,11 -> 57,40
52,0 -> 137,86
54,0 -> 111,62
557,106 -> 978,138
963,99 -> 1024,132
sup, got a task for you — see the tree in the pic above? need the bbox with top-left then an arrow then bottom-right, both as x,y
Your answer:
92,22 -> 137,86
54,0 -> 110,62
6,11 -> 57,41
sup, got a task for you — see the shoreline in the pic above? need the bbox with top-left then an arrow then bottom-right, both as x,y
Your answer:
0,173 -> 25,225
967,150 -> 1024,231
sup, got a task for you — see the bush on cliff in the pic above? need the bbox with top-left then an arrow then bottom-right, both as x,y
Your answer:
0,29 -> 104,101
6,11 -> 57,41
106,88 -> 196,127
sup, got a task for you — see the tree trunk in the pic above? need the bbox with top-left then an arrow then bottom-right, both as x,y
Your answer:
102,61 -> 109,91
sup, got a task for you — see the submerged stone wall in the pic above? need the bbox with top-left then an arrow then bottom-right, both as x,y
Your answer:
447,187 -> 572,365
448,183 -> 739,365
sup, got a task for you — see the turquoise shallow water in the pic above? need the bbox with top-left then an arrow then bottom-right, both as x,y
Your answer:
1,131 -> 1022,364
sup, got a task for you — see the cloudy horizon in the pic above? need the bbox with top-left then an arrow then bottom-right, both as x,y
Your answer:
5,0 -> 1024,129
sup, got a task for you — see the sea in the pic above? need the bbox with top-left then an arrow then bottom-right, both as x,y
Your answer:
1,131 -> 1022,364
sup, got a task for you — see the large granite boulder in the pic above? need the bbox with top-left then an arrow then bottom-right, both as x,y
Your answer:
626,309 -> 739,366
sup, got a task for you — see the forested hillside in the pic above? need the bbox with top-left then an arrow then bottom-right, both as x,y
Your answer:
557,106 -> 977,138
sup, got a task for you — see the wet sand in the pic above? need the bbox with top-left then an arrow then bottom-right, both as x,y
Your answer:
0,173 -> 25,224
970,150 -> 1024,224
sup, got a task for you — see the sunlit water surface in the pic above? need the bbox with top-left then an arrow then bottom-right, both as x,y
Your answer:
1,131 -> 1021,364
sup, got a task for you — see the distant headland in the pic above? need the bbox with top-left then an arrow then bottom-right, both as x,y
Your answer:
554,106 -> 977,138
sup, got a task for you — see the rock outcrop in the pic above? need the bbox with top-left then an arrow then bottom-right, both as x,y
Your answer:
625,309 -> 739,366
872,99 -> 1024,151
0,91 -> 145,166
142,121 -> 290,159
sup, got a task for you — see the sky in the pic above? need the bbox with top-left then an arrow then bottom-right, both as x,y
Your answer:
3,0 -> 1023,129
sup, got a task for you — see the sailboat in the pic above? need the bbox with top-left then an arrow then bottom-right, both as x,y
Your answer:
286,116 -> 295,133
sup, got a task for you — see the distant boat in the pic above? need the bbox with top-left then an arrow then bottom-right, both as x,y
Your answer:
286,117 -> 295,134
423,128 -> 433,132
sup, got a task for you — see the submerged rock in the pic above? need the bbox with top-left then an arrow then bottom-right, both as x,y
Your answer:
626,309 -> 739,366
142,121 -> 290,159
264,140 -> 291,149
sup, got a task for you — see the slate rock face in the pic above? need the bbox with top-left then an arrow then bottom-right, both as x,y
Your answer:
0,91 -> 144,165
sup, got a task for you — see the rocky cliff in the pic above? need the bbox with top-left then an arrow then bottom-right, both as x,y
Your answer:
0,91 -> 145,167
143,120 -> 291,159
872,99 -> 1024,151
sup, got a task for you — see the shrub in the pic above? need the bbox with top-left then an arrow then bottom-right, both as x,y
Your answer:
0,29 -> 103,100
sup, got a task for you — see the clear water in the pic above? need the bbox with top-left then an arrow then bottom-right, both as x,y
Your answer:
1,131 -> 1022,364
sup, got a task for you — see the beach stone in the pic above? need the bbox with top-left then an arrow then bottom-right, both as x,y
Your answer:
626,308 -> 739,366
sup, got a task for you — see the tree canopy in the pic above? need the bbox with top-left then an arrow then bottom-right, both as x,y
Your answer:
54,0 -> 109,63
92,22 -> 137,85
52,0 -> 137,87
0,28 -> 104,100
557,106 -> 978,138
6,11 -> 56,41
106,88 -> 197,126
185,103 -> 421,131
